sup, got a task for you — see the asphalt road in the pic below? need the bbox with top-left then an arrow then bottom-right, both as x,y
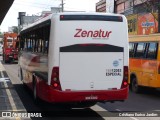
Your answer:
1,56 -> 160,120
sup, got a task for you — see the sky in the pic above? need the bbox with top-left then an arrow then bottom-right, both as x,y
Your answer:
0,0 -> 100,32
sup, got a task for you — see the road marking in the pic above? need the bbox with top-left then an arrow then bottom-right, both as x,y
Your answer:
91,104 -> 108,119
0,67 -> 21,120
3,81 -> 21,120
92,105 -> 141,120
130,117 -> 140,120
115,109 -> 121,111
0,78 -> 10,82
0,63 -> 5,71
91,104 -> 107,111
2,75 -> 21,120
3,82 -> 17,110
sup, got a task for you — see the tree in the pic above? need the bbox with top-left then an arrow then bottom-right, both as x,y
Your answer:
12,26 -> 18,33
140,0 -> 160,32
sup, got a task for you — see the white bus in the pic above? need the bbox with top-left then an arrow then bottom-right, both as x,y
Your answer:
18,12 -> 129,107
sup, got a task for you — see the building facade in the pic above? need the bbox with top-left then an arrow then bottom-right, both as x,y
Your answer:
96,0 -> 115,13
17,7 -> 62,32
115,0 -> 159,35
96,0 -> 160,35
17,12 -> 41,31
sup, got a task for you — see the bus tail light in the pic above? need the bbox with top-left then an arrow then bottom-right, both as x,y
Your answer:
121,66 -> 128,89
51,67 -> 62,90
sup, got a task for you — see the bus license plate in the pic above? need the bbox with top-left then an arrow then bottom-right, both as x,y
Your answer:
85,95 -> 98,100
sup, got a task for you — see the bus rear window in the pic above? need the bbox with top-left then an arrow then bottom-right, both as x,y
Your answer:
60,15 -> 123,22
7,39 -> 13,42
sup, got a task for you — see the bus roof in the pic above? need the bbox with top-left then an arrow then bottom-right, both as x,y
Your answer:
129,34 -> 160,42
21,12 -> 125,33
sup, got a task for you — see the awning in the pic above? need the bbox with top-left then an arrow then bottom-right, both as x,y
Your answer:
0,0 -> 14,24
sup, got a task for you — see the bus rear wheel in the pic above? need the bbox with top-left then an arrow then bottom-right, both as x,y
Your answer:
131,77 -> 140,93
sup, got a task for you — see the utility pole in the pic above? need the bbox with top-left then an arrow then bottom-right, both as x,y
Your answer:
114,0 -> 116,13
62,0 -> 64,12
61,0 -> 65,12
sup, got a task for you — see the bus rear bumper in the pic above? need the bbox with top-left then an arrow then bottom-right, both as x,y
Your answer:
42,86 -> 129,103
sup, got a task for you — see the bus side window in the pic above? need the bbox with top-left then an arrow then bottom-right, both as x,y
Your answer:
44,41 -> 48,53
43,25 -> 50,54
20,36 -> 24,50
24,37 -> 28,51
129,43 -> 134,57
28,39 -> 32,52
146,42 -> 158,59
135,42 -> 146,58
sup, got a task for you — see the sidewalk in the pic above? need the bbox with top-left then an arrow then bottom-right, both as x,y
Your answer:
0,62 -> 27,119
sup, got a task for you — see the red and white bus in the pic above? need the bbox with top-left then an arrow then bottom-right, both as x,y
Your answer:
18,12 -> 129,107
